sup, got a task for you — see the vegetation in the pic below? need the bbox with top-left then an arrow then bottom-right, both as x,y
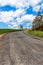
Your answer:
0,29 -> 21,34
30,10 -> 43,37
27,29 -> 43,38
18,24 -> 23,30
32,10 -> 43,31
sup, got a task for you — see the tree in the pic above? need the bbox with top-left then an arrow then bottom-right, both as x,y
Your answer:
18,24 -> 23,30
32,10 -> 43,31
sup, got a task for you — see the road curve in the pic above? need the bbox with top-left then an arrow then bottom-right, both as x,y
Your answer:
0,31 -> 43,65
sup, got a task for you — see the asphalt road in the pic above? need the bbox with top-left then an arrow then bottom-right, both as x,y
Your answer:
0,31 -> 43,65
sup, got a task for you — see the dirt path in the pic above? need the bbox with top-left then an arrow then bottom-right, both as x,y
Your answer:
0,31 -> 43,65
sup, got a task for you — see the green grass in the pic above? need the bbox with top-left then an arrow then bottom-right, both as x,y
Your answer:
27,29 -> 43,38
0,29 -> 21,34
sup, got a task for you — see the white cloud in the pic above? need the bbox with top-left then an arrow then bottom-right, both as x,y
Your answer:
8,21 -> 20,29
0,9 -> 35,28
0,0 -> 41,8
29,0 -> 41,6
33,5 -> 40,12
0,0 -> 42,28
33,3 -> 43,12
41,3 -> 43,9
8,22 -> 18,29
20,14 -> 35,23
13,9 -> 25,17
8,14 -> 35,28
0,9 -> 25,29
0,9 -> 25,23
0,0 -> 29,8
4,13 -> 35,29
0,11 -> 13,23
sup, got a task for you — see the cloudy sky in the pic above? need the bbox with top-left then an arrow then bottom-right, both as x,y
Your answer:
0,0 -> 43,29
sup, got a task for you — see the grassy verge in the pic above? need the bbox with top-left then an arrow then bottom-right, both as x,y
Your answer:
27,29 -> 43,38
0,29 -> 20,34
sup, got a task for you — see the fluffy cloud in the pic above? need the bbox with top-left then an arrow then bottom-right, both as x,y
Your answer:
20,14 -> 35,22
0,11 -> 13,23
8,14 -> 35,28
0,9 -> 26,28
33,5 -> 40,12
29,0 -> 41,6
15,14 -> 35,25
0,0 -> 41,8
0,0 -> 29,8
8,22 -> 18,29
0,8 -> 35,28
0,9 -> 25,23
0,0 -> 42,28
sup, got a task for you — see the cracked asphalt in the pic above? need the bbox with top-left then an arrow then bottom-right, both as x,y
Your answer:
0,31 -> 43,65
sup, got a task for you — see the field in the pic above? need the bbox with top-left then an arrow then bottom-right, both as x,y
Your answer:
27,29 -> 43,38
0,29 -> 20,34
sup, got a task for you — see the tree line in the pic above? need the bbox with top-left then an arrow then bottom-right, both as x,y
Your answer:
32,11 -> 43,31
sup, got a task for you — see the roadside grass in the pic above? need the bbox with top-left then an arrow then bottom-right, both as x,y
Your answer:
27,29 -> 43,38
0,29 -> 20,34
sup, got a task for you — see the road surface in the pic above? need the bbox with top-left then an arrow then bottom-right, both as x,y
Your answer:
0,31 -> 43,65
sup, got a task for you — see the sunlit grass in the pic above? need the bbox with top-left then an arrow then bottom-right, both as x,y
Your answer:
27,29 -> 43,38
0,29 -> 20,34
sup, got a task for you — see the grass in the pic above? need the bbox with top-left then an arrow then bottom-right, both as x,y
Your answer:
27,29 -> 43,38
0,29 -> 21,34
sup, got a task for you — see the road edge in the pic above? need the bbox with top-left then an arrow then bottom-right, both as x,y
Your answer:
23,31 -> 43,41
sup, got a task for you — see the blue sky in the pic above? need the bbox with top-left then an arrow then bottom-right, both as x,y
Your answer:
0,0 -> 43,29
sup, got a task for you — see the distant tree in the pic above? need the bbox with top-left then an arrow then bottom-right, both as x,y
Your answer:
18,24 -> 23,30
20,25 -> 23,29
